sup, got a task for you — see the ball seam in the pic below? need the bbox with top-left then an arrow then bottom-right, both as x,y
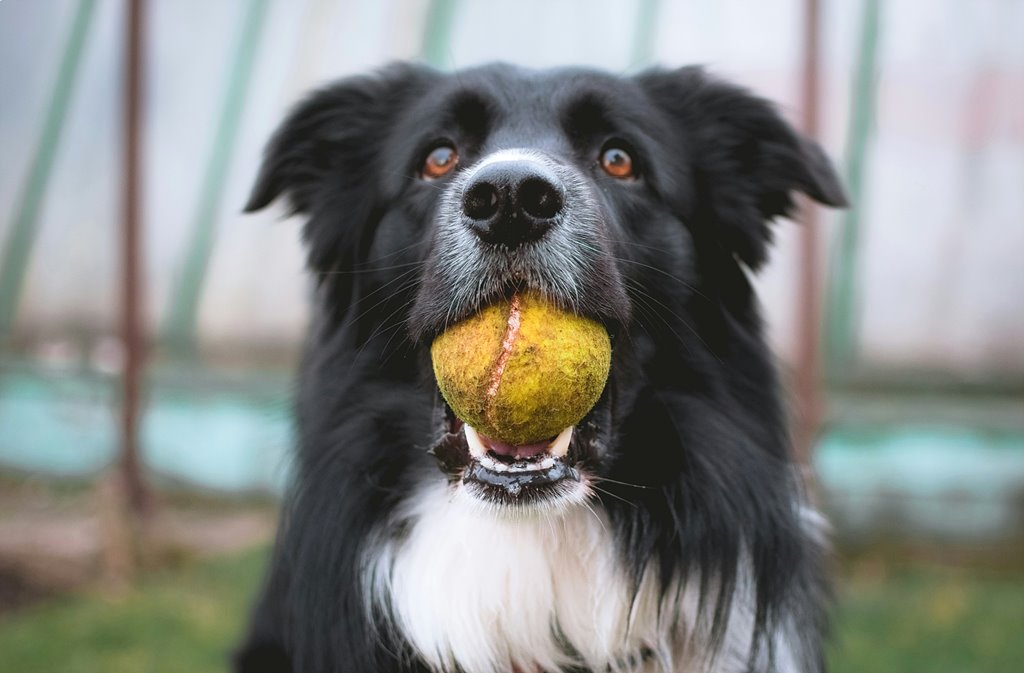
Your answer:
484,293 -> 523,430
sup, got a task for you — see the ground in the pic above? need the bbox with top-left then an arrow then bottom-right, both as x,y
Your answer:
0,545 -> 1021,673
0,477 -> 1021,672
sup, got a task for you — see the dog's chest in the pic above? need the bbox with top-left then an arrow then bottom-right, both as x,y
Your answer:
369,484 -> 667,673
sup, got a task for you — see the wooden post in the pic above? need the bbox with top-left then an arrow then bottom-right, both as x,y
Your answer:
120,0 -> 151,516
793,0 -> 824,470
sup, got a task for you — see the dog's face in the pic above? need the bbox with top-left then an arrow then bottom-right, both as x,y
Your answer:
247,63 -> 845,514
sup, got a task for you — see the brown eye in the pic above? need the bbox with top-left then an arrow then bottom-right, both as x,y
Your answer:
422,144 -> 459,179
600,145 -> 635,179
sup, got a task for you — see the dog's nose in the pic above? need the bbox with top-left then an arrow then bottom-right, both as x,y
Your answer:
462,160 -> 564,246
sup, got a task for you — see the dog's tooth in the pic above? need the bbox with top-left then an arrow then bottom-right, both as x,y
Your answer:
464,425 -> 488,459
479,453 -> 508,472
548,426 -> 573,458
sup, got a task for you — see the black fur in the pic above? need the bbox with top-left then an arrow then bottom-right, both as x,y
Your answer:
236,63 -> 846,673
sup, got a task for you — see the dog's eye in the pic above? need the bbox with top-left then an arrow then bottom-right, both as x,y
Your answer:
600,145 -> 635,179
422,144 -> 459,179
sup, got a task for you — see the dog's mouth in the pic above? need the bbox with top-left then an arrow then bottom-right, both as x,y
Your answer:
429,400 -> 605,508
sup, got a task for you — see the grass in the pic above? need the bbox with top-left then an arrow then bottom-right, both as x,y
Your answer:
830,563 -> 1024,673
0,549 -> 267,673
0,548 -> 1021,672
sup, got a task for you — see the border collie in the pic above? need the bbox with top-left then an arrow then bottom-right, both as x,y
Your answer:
235,63 -> 846,673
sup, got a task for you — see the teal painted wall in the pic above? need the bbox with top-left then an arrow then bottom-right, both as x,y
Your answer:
2,367 -> 1021,540
0,369 -> 292,494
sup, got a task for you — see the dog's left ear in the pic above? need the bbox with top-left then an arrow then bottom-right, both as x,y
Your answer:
245,63 -> 436,217
243,63 -> 437,275
637,67 -> 847,270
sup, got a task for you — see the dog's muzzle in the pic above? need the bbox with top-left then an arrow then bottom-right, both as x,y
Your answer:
410,148 -> 629,337
414,149 -> 626,510
460,157 -> 565,247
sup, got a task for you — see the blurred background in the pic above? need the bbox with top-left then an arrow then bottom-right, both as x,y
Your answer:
0,0 -> 1021,671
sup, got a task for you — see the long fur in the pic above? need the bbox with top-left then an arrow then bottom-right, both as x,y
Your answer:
235,63 -> 846,673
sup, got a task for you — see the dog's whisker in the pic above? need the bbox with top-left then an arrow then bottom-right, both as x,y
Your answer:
624,280 -> 723,364
636,291 -> 724,365
623,281 -> 689,344
606,237 -> 685,253
368,293 -> 418,340
590,484 -> 638,509
580,498 -> 609,535
314,260 -> 425,276
358,239 -> 430,266
382,168 -> 448,193
342,273 -> 421,329
593,476 -> 653,490
609,254 -> 710,300
352,294 -> 419,361
376,311 -> 419,365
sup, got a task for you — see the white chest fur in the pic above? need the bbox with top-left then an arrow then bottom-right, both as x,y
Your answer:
367,481 -> 667,672
365,480 -> 802,673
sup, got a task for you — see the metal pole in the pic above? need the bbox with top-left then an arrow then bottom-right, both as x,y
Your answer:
420,0 -> 460,68
630,0 -> 661,69
0,0 -> 97,338
161,0 -> 270,351
825,0 -> 880,379
121,0 -> 151,515
793,0 -> 823,469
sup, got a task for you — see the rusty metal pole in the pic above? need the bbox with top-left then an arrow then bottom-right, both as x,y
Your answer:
793,0 -> 823,471
120,0 -> 151,515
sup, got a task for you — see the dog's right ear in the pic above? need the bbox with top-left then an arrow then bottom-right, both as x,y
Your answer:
636,66 -> 847,271
244,63 -> 435,216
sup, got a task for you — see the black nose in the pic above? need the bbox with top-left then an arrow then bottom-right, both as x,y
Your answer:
461,160 -> 564,246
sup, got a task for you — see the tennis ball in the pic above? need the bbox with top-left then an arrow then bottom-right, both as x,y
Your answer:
431,292 -> 611,446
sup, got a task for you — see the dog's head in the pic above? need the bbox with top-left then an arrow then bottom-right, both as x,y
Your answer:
247,63 -> 845,514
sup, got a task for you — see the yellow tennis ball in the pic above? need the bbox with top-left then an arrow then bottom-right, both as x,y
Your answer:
431,292 -> 611,446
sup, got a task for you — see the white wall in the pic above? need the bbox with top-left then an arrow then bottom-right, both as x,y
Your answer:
1,0 -> 1021,375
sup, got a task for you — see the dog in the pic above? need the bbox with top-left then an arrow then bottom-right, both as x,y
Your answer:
234,63 -> 846,673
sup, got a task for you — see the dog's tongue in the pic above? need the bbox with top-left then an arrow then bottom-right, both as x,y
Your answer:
479,433 -> 550,459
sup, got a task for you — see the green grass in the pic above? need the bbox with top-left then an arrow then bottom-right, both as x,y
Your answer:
829,566 -> 1024,673
0,548 -> 1021,672
0,549 -> 267,673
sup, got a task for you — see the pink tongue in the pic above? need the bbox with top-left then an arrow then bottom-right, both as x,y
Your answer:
480,433 -> 551,459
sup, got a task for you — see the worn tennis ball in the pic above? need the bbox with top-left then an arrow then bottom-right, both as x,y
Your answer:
431,292 -> 611,446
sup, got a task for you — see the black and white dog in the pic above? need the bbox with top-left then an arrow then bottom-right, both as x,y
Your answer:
236,63 -> 846,673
